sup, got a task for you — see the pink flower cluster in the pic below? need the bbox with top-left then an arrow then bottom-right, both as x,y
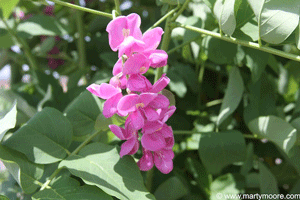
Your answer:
87,13 -> 176,174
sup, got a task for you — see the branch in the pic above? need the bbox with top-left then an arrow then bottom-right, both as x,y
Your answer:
173,22 -> 300,63
43,0 -> 113,19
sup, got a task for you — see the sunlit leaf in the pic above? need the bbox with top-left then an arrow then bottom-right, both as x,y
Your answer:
248,115 -> 297,153
0,0 -> 19,19
217,66 -> 244,127
0,101 -> 16,142
0,144 -> 43,194
64,90 -> 102,136
214,0 -> 236,36
4,107 -> 73,164
211,173 -> 241,200
59,143 -> 155,200
17,15 -> 69,37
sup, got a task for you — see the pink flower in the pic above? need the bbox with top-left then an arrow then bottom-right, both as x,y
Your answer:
141,122 -> 174,151
109,122 -> 139,157
117,93 -> 158,130
106,13 -> 143,56
138,148 -> 174,174
127,74 -> 152,92
123,53 -> 150,75
86,83 -> 123,118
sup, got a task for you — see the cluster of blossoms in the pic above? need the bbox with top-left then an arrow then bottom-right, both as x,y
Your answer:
87,13 -> 176,174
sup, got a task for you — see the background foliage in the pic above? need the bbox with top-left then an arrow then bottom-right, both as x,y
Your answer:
0,0 -> 300,199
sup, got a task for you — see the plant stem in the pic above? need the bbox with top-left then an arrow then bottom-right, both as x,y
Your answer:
75,2 -> 87,70
170,0 -> 191,21
167,35 -> 202,55
145,168 -> 154,192
70,130 -> 103,156
43,0 -> 113,18
173,130 -> 262,140
40,167 -> 65,190
114,0 -> 121,16
154,9 -> 173,82
40,130 -> 102,190
174,23 -> 300,63
147,6 -> 179,32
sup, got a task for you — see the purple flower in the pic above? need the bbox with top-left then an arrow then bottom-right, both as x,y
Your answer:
86,83 -> 123,118
109,121 -> 139,157
138,148 -> 174,174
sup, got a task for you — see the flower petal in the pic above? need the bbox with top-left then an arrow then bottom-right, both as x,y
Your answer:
117,94 -> 139,115
154,149 -> 174,174
86,83 -> 102,98
120,138 -> 137,157
142,107 -> 159,121
106,16 -> 127,51
142,121 -> 164,134
118,36 -> 145,57
123,53 -> 149,75
137,149 -> 154,171
141,132 -> 166,151
150,73 -> 170,93
139,93 -> 158,107
142,27 -> 164,51
126,13 -> 143,40
128,110 -> 144,130
112,58 -> 123,76
109,124 -> 126,140
148,94 -> 170,109
103,93 -> 122,118
127,74 -> 152,92
148,50 -> 168,67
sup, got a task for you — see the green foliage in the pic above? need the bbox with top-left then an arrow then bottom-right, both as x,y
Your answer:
0,102 -> 16,141
198,130 -> 246,175
4,107 -> 73,164
1,0 -> 300,199
59,143 -> 155,200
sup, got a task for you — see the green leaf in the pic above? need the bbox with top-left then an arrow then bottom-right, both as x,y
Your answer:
33,37 -> 56,55
210,173 -> 241,200
4,107 -> 73,164
296,23 -> 300,50
259,0 -> 299,44
0,195 -> 9,200
17,15 -> 69,37
33,175 -> 112,200
240,143 -> 254,176
168,68 -> 187,98
0,0 -> 19,19
172,63 -> 199,93
0,144 -> 43,194
0,89 -> 36,125
185,157 -> 210,194
154,176 -> 189,200
258,162 -> 279,194
0,32 -> 14,49
214,0 -> 236,36
162,89 -> 176,106
239,21 -> 259,41
287,146 -> 300,174
217,67 -> 244,127
160,0 -> 185,5
198,130 -> 246,175
59,143 -> 155,200
248,115 -> 297,154
244,47 -> 269,83
243,74 -> 277,124
94,113 -> 112,132
64,90 -> 102,136
0,101 -> 16,141
202,36 -> 237,65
